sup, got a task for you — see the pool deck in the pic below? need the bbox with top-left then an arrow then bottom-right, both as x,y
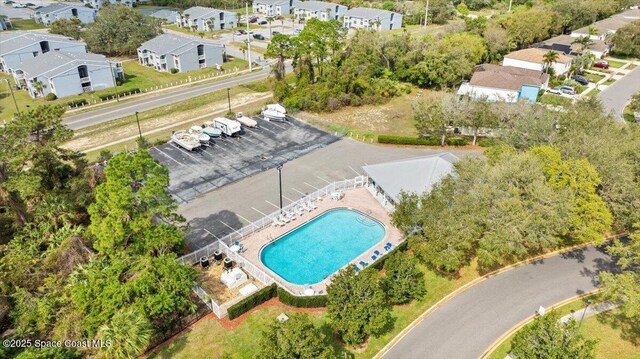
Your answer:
240,187 -> 403,295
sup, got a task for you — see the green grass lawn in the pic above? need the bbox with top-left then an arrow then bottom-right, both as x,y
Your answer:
584,73 -> 605,83
588,88 -> 601,97
539,94 -> 572,107
488,294 -> 640,359
605,59 -> 627,68
150,257 -> 481,359
604,78 -> 616,85
7,18 -> 45,30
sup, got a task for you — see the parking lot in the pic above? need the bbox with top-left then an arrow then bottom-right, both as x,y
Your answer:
149,116 -> 339,205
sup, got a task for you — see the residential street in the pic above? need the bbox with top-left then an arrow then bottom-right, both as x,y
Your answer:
381,245 -> 615,359
598,65 -> 640,122
63,66 -> 273,130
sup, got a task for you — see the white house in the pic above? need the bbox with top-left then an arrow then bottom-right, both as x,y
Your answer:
503,48 -> 573,76
34,3 -> 97,26
83,0 -> 136,9
252,0 -> 295,16
294,1 -> 346,21
0,31 -> 87,73
343,7 -> 402,31
137,33 -> 225,73
12,51 -> 123,99
176,6 -> 238,31
457,64 -> 549,103
571,8 -> 640,41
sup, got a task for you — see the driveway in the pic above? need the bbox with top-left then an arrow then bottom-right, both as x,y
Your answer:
178,138 -> 482,250
598,65 -> 640,122
381,245 -> 615,359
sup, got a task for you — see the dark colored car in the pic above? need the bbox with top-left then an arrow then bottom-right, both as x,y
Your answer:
236,29 -> 246,35
253,34 -> 265,40
259,20 -> 268,25
571,75 -> 589,85
271,30 -> 280,35
249,16 -> 258,23
593,61 -> 609,69
24,2 -> 35,6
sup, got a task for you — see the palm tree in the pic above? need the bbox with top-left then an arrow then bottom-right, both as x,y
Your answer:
372,18 -> 382,31
240,40 -> 248,59
326,7 -> 332,21
33,80 -> 46,97
588,26 -> 599,37
572,35 -> 594,54
267,16 -> 274,36
542,50 -> 559,74
206,19 -> 213,31
97,309 -> 153,359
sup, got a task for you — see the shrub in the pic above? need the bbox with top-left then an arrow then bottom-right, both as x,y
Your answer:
377,135 -> 440,146
98,93 -> 115,101
382,253 -> 426,305
227,283 -> 277,320
66,98 -> 88,107
277,287 -> 327,308
170,68 -> 179,74
45,93 -> 57,101
478,137 -> 501,147
446,137 -> 468,146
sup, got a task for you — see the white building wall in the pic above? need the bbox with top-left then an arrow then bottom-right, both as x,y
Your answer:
502,58 -> 543,72
458,83 -> 520,103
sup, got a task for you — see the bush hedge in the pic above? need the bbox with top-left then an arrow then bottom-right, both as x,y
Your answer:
227,283 -> 277,320
277,287 -> 327,308
45,93 -> 57,101
478,137 -> 501,147
378,135 -> 441,146
446,137 -> 468,146
370,240 -> 409,270
66,98 -> 88,107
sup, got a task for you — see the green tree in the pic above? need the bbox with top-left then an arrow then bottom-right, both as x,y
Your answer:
382,253 -> 426,304
572,35 -> 594,54
327,266 -> 391,345
48,18 -> 82,40
87,150 -> 185,256
510,312 -> 597,359
265,34 -> 294,81
257,313 -> 335,359
84,6 -> 162,56
499,7 -> 557,48
96,308 -> 153,359
611,20 -> 640,57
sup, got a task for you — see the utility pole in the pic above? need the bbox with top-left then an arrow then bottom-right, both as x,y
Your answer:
508,0 -> 513,13
3,78 -> 20,114
246,2 -> 252,72
577,300 -> 591,331
135,111 -> 142,139
424,0 -> 429,27
109,62 -> 120,102
277,164 -> 283,213
227,88 -> 231,113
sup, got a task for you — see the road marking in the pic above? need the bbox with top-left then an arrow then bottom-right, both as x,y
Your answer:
151,147 -> 183,166
218,220 -> 240,234
291,187 -> 306,195
348,165 -> 362,176
317,176 -> 332,184
282,194 -> 294,203
265,199 -> 280,210
237,213 -> 253,224
251,207 -> 268,216
304,182 -> 320,190
265,120 -> 287,130
203,229 -> 220,239
179,148 -> 204,162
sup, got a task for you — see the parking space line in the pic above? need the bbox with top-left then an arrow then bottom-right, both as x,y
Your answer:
203,229 -> 220,239
237,213 -> 253,224
255,124 -> 277,135
252,207 -> 268,216
151,147 -> 183,166
317,176 -> 332,184
265,199 -> 280,210
282,194 -> 294,203
349,165 -> 362,176
210,142 -> 232,154
304,182 -> 320,190
179,148 -> 205,162
267,121 -> 287,130
291,187 -> 306,195
219,220 -> 241,235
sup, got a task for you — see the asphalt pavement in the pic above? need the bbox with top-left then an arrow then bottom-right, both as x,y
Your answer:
63,67 -> 273,130
598,65 -> 640,122
381,245 -> 615,359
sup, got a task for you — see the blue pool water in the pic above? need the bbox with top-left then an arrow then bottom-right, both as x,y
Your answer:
260,209 -> 385,285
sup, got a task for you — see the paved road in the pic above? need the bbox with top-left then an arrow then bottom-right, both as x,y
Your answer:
63,67 -> 272,130
381,245 -> 615,359
598,66 -> 640,122
178,138 -> 482,250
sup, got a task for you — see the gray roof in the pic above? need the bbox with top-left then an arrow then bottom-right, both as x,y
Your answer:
36,2 -> 88,15
362,153 -> 459,202
254,0 -> 289,6
295,1 -> 342,12
138,33 -> 224,56
573,9 -> 640,35
148,9 -> 178,22
0,31 -> 86,56
16,51 -> 111,78
344,7 -> 399,20
183,6 -> 233,19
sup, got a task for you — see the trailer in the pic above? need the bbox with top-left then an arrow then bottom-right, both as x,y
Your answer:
212,117 -> 242,136
236,112 -> 258,128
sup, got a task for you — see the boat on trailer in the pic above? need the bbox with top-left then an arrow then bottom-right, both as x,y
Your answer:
172,130 -> 201,151
188,127 -> 211,144
200,122 -> 222,138
262,104 -> 287,122
235,112 -> 258,128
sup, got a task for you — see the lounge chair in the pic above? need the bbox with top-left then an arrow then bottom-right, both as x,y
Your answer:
371,255 -> 377,261
304,203 -> 314,212
354,266 -> 360,272
374,250 -> 381,257
359,260 -> 369,267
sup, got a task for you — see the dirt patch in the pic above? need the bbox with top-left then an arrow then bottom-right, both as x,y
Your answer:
219,297 -> 325,330
196,263 -> 264,303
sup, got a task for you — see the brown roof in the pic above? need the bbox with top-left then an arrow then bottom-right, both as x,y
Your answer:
541,34 -> 609,53
469,64 -> 549,91
504,48 -> 573,65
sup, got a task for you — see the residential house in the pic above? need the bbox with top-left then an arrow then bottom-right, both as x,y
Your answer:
252,0 -> 295,16
34,3 -> 97,26
457,64 -> 549,103
146,9 -> 178,24
137,33 -> 225,73
343,7 -> 402,31
571,8 -> 640,41
12,51 -> 123,99
503,48 -> 573,76
0,17 -> 10,31
0,31 -> 87,73
536,34 -> 609,59
83,0 -> 136,9
176,6 -> 238,31
294,1 -> 346,21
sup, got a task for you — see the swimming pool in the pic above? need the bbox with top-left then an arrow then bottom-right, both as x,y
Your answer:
260,208 -> 385,285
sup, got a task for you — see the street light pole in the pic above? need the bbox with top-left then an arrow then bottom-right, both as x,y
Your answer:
3,78 -> 20,114
577,300 -> 591,331
135,111 -> 142,139
246,2 -> 252,72
277,164 -> 283,213
227,88 -> 232,113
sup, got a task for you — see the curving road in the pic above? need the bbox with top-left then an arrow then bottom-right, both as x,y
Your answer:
598,66 -> 640,122
380,245 -> 615,359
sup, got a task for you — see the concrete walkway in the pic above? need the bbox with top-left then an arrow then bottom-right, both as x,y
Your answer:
380,245 -> 615,359
559,301 -> 618,323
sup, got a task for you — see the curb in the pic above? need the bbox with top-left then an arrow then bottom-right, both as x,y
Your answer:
478,289 -> 601,359
373,234 -> 623,359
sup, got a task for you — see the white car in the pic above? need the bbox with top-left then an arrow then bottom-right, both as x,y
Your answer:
546,87 -> 562,95
13,2 -> 26,7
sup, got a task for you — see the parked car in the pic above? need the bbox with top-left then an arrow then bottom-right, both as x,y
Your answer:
24,2 -> 35,6
259,20 -> 268,25
571,75 -> 589,85
253,34 -> 265,40
12,2 -> 26,7
593,61 -> 609,69
559,86 -> 576,95
272,30 -> 280,35
249,16 -> 258,23
236,29 -> 246,35
3,0 -> 15,3
547,87 -> 563,95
